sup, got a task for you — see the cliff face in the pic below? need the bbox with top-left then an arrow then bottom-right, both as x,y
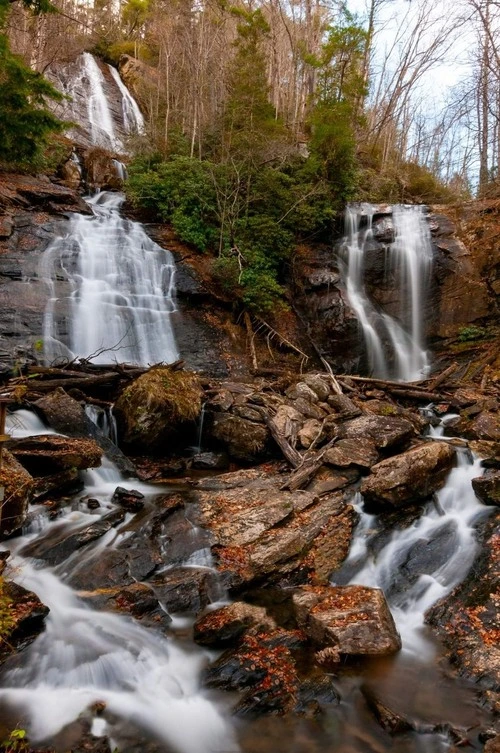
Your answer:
292,205 -> 497,374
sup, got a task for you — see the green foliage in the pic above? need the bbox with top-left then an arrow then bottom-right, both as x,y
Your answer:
0,0 -> 65,170
458,325 -> 488,342
1,727 -> 29,753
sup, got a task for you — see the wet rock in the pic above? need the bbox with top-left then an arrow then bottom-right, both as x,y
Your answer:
339,414 -> 415,450
426,516 -> 500,700
111,486 -> 145,512
59,155 -> 82,189
472,471 -> 500,506
80,583 -> 171,630
470,412 -> 500,442
191,451 -> 230,471
294,674 -> 340,715
150,567 -> 220,613
210,414 -> 271,462
31,468 -> 81,500
115,367 -> 202,453
0,449 -> 34,536
0,579 -> 49,663
323,438 -> 379,470
87,498 -> 101,509
204,629 -> 301,715
34,389 -> 135,475
68,548 -> 133,590
361,441 -> 455,509
293,585 -> 401,656
470,441 -> 500,468
361,685 -> 412,734
9,434 -> 102,473
194,602 -> 275,646
21,509 -> 126,565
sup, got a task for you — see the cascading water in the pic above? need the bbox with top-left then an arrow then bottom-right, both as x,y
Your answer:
49,52 -> 144,152
0,410 -> 238,753
41,191 -> 178,366
341,204 -> 433,381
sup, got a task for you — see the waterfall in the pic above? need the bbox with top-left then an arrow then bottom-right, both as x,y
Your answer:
341,204 -> 433,381
41,191 -> 178,366
48,52 -> 144,152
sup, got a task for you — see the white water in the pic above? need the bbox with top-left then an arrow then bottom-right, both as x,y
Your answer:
1,412 -> 238,753
41,191 -> 178,366
335,420 -> 489,655
85,404 -> 118,445
341,204 -> 433,381
50,52 -> 144,152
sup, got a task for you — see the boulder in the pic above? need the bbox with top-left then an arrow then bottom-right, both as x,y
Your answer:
111,486 -> 145,512
204,629 -> 302,715
191,451 -> 230,471
339,415 -> 415,450
194,602 -> 275,646
303,374 -> 331,401
286,382 -> 319,402
323,438 -> 379,470
469,441 -> 500,468
360,441 -> 455,509
0,578 -> 50,663
209,414 -> 271,462
8,434 -> 102,474
472,471 -> 500,506
150,567 -> 220,613
191,468 -> 355,587
80,582 -> 171,630
470,412 -> 500,442
0,449 -> 34,536
293,585 -> 401,657
114,367 -> 202,452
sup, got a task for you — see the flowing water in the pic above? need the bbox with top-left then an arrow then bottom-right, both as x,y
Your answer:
41,191 -> 178,366
0,410 -> 493,752
341,205 -> 433,381
49,52 -> 144,152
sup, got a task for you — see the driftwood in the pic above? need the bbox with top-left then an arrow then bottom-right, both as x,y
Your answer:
263,413 -> 302,468
18,372 -> 121,392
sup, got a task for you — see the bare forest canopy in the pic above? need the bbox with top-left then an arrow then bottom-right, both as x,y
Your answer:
3,0 -> 500,196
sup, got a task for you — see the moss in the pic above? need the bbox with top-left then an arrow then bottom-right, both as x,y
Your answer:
115,366 -> 202,450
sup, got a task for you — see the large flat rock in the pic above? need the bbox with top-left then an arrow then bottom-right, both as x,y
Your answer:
293,585 -> 401,657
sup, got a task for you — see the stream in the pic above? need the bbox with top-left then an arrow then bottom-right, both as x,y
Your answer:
0,410 -> 495,753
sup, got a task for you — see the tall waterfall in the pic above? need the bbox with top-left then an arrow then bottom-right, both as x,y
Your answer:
48,52 -> 144,151
41,192 -> 178,366
341,204 -> 433,381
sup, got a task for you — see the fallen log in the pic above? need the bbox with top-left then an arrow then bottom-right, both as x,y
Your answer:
263,413 -> 302,468
20,372 -> 121,392
426,362 -> 459,391
388,388 -> 446,402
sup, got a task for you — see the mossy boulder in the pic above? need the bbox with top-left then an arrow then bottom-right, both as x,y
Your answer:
114,366 -> 202,452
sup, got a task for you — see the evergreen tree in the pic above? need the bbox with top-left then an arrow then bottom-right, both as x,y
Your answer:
0,0 -> 65,169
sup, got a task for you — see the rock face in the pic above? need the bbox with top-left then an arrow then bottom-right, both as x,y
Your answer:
293,585 -> 401,657
0,449 -> 34,536
291,206 -> 496,371
361,441 -> 456,509
114,366 -> 202,452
